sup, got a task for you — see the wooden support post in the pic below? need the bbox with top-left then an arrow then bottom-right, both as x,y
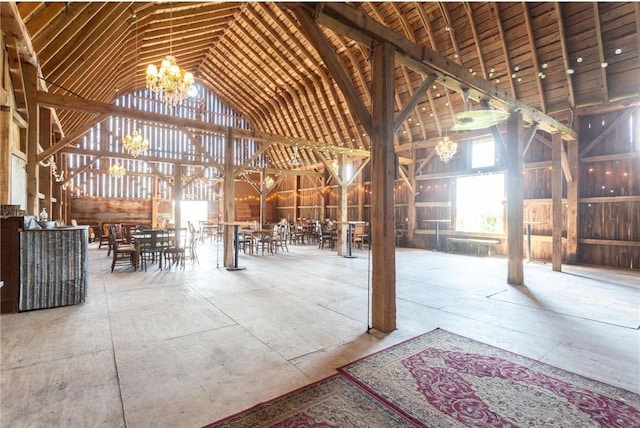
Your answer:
260,168 -> 267,227
38,106 -> 52,216
151,176 -> 159,229
223,127 -> 235,268
371,42 -> 396,332
337,153 -> 347,256
173,163 -> 182,229
0,106 -> 11,204
294,175 -> 300,221
407,162 -> 417,247
357,161 -> 364,222
321,176 -> 327,221
23,63 -> 39,215
506,112 -> 524,285
551,132 -> 563,271
566,122 -> 579,264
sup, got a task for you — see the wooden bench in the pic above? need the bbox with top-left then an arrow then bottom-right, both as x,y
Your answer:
447,237 -> 500,256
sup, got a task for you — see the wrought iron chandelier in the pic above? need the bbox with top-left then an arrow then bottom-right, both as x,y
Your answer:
109,163 -> 126,178
122,130 -> 149,158
435,136 -> 458,163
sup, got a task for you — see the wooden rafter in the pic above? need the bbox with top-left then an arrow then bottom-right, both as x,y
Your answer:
463,2 -> 487,79
292,6 -> 372,136
491,3 -> 518,99
414,5 -> 444,136
521,2 -> 547,113
579,107 -> 638,157
297,2 -> 577,140
37,113 -> 109,163
373,2 -> 420,143
554,3 -> 576,113
394,74 -> 437,133
592,2 -> 609,104
269,3 -> 365,149
5,36 -> 28,117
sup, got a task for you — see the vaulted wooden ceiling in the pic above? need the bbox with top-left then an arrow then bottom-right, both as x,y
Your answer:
5,2 -> 640,163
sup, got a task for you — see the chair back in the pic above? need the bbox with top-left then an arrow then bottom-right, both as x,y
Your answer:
140,229 -> 166,251
169,228 -> 187,249
108,225 -> 120,250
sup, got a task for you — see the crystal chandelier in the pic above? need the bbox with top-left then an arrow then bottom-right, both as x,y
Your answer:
122,130 -> 149,157
435,136 -> 458,163
146,56 -> 194,107
109,163 -> 126,178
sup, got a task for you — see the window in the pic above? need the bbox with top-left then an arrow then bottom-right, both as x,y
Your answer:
456,174 -> 504,233
471,139 -> 495,168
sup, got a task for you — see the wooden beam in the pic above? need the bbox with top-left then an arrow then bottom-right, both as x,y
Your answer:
298,2 -> 577,140
223,127 -> 235,268
24,63 -> 39,214
522,123 -> 539,156
489,124 -> 510,166
555,3 -> 576,112
370,42 -> 396,332
38,91 -> 373,159
394,74 -> 436,133
463,2 -> 487,79
337,153 -> 348,256
5,36 -> 28,117
521,2 -> 547,113
37,113 -> 109,163
315,151 -> 343,187
551,132 -> 563,271
579,107 -> 637,157
292,6 -> 371,136
506,112 -> 524,285
397,165 -> 414,195
592,3 -> 609,104
491,2 -> 518,99
566,119 -> 579,264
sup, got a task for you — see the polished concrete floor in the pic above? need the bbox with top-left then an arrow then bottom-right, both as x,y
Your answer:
1,240 -> 639,427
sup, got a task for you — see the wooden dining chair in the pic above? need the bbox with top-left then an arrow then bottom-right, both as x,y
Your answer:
187,222 -> 199,264
108,225 -> 137,272
353,224 -> 367,249
272,224 -> 289,253
164,228 -> 187,270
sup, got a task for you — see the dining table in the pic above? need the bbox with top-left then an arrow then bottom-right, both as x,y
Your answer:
131,230 -> 171,270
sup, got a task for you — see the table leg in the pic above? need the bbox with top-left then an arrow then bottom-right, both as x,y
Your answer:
344,223 -> 357,258
226,225 -> 246,271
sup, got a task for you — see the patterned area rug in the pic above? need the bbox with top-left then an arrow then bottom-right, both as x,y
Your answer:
204,329 -> 640,427
203,374 -> 419,427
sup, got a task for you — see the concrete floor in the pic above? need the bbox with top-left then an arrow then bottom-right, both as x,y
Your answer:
1,240 -> 639,427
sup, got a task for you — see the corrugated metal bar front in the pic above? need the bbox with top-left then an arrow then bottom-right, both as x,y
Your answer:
19,227 -> 88,311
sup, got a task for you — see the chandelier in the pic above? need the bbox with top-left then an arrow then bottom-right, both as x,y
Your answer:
264,176 -> 275,190
435,136 -> 458,163
122,130 -> 149,157
109,163 -> 126,178
146,56 -> 194,107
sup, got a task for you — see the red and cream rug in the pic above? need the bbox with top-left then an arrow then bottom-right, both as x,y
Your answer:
204,329 -> 640,427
